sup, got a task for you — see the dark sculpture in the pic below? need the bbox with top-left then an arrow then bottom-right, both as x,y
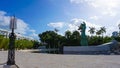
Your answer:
78,22 -> 88,46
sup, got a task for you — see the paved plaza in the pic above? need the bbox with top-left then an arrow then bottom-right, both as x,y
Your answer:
0,51 -> 120,68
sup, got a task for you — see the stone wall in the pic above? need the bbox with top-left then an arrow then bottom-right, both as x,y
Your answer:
63,40 -> 119,55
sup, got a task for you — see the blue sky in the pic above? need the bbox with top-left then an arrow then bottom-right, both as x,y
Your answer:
0,0 -> 120,40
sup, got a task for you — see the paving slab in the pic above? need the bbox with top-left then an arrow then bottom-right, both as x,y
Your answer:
0,51 -> 120,68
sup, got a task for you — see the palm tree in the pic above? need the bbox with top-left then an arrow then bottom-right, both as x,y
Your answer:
100,26 -> 106,37
65,30 -> 72,39
54,28 -> 59,33
65,30 -> 72,45
88,27 -> 95,37
72,30 -> 80,39
96,27 -> 106,43
118,24 -> 120,36
96,27 -> 106,37
72,30 -> 80,45
96,30 -> 102,36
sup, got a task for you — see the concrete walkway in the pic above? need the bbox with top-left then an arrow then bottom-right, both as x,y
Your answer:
0,51 -> 120,68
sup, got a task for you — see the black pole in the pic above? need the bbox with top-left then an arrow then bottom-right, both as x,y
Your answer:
7,28 -> 16,65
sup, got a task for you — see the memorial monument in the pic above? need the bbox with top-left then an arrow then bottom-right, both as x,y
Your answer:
78,22 -> 88,46
62,22 -> 119,55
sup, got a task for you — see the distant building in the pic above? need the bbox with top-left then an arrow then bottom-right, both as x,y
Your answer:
0,28 -> 34,40
0,28 -> 9,38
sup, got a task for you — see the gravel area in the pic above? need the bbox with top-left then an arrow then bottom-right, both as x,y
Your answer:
0,51 -> 120,68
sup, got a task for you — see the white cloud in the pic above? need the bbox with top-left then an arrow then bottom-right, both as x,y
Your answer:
0,16 -> 10,26
0,11 -> 29,34
116,20 -> 120,26
48,18 -> 118,36
0,11 -> 9,26
89,16 -> 99,20
0,11 -> 6,15
29,29 -> 36,33
48,18 -> 101,35
106,26 -> 118,36
86,22 -> 101,28
70,0 -> 120,17
47,22 -> 64,28
67,18 -> 84,31
70,18 -> 100,27
70,18 -> 84,25
29,29 -> 38,38
89,0 -> 119,8
70,0 -> 85,4
102,11 -> 117,17
16,19 -> 29,34
31,33 -> 38,37
67,18 -> 101,35
0,10 -> 37,39
69,0 -> 120,36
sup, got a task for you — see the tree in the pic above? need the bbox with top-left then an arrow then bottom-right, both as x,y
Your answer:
96,27 -> 106,37
65,30 -> 72,39
95,27 -> 106,44
88,27 -> 95,37
100,26 -> 106,37
118,24 -> 120,36
64,30 -> 72,45
54,28 -> 59,33
72,30 -> 80,39
71,30 -> 80,45
64,30 -> 81,46
33,40 -> 40,49
96,30 -> 102,36
38,31 -> 62,49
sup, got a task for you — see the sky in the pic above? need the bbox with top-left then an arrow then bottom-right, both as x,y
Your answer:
0,0 -> 120,40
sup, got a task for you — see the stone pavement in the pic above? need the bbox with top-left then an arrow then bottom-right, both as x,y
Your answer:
0,51 -> 120,68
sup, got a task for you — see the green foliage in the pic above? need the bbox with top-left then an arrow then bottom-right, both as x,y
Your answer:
39,30 -> 112,47
114,37 -> 120,42
65,30 -> 72,39
88,27 -> 95,35
64,30 -> 80,46
15,39 -> 34,49
32,40 -> 40,49
88,26 -> 109,45
96,27 -> 106,36
39,31 -> 64,48
88,36 -> 112,45
0,35 -> 9,50
0,34 -> 39,50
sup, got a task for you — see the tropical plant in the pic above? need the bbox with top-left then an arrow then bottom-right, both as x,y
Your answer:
100,26 -> 106,37
96,30 -> 102,36
71,30 -> 80,45
0,34 -> 36,50
65,30 -> 72,39
39,31 -> 60,49
118,24 -> 120,36
54,28 -> 59,33
88,27 -> 95,37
